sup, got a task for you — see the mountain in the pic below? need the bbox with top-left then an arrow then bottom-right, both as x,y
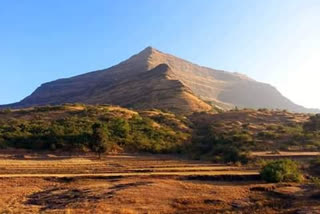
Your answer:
2,47 -> 318,113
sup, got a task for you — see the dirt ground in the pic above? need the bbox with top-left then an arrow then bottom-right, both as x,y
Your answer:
0,153 -> 319,214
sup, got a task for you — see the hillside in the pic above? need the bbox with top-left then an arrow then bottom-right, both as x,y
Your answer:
0,105 -> 319,161
2,47 -> 318,113
0,104 -> 190,153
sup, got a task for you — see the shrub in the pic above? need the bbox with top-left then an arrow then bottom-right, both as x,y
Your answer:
253,158 -> 268,168
0,108 -> 12,114
219,147 -> 251,164
257,131 -> 279,140
260,159 -> 303,183
304,114 -> 320,132
189,126 -> 253,164
0,137 -> 6,149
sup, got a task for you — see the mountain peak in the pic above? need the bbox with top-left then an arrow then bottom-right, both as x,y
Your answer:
138,46 -> 159,55
124,46 -> 160,66
2,47 -> 318,113
137,46 -> 160,57
144,46 -> 156,51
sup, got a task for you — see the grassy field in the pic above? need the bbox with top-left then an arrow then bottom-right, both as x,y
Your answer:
0,152 -> 319,213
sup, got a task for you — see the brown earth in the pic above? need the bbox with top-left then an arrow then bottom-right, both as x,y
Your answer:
0,153 -> 319,214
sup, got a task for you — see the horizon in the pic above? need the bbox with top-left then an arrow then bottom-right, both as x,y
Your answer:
0,0 -> 319,109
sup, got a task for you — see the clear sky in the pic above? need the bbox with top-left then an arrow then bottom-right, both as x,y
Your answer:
1,0 -> 319,108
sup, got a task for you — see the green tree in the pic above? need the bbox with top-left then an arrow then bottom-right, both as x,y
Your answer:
91,123 -> 108,159
260,159 -> 303,183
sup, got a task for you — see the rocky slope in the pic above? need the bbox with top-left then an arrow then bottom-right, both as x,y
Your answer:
2,47 -> 318,113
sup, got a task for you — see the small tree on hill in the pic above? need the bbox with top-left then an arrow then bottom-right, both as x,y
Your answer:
91,123 -> 108,159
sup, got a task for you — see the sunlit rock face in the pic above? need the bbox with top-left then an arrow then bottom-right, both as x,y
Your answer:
3,47 -> 318,113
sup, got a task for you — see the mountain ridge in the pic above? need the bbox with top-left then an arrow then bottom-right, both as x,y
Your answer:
1,47 -> 319,113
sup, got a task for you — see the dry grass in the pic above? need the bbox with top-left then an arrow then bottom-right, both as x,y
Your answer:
0,153 -> 319,213
0,153 -> 251,174
252,151 -> 320,157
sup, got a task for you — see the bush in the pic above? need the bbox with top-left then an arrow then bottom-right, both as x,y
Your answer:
310,176 -> 320,189
0,137 -> 6,149
189,126 -> 253,164
304,114 -> 320,132
260,159 -> 303,183
0,108 -> 12,114
257,131 -> 279,140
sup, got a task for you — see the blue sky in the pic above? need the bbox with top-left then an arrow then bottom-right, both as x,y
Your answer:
1,0 -> 319,108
